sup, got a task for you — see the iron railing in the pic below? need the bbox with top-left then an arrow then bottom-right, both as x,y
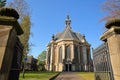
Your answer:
92,43 -> 114,80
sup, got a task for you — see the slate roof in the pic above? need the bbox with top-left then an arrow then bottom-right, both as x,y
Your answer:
53,15 -> 86,42
54,28 -> 84,41
47,15 -> 90,47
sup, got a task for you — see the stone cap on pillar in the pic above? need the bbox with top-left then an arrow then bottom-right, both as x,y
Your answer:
0,7 -> 23,35
105,19 -> 120,29
100,19 -> 120,41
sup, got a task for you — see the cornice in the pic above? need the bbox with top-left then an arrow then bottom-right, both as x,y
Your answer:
100,26 -> 120,41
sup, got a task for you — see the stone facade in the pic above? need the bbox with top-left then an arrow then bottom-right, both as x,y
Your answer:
100,19 -> 120,80
45,16 -> 92,72
0,8 -> 23,80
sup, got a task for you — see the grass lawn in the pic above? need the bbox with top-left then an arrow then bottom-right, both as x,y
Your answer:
78,72 -> 94,80
19,71 -> 59,80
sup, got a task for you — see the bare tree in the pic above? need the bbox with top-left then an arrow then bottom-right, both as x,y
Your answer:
8,0 -> 29,20
0,0 -> 6,8
8,0 -> 31,55
102,0 -> 120,20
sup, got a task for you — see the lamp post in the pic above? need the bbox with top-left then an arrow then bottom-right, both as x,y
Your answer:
22,49 -> 29,78
22,57 -> 27,78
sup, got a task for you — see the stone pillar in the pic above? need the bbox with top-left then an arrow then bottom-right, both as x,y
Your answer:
49,48 -> 52,71
55,45 -> 59,71
82,45 -> 88,71
78,45 -> 81,71
79,45 -> 82,71
87,47 -> 91,72
100,19 -> 120,80
45,47 -> 49,70
50,42 -> 54,71
62,44 -> 65,60
56,46 -> 59,64
78,45 -> 80,63
62,44 -> 65,71
0,8 -> 23,80
71,44 -> 74,61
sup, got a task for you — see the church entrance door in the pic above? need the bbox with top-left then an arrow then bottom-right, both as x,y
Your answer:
65,64 -> 71,71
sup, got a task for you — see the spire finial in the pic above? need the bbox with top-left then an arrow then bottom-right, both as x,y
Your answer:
65,15 -> 71,29
52,34 -> 55,40
67,15 -> 70,20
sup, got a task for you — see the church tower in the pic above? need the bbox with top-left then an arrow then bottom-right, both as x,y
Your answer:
45,15 -> 92,72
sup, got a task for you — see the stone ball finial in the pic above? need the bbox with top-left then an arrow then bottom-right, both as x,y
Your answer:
0,7 -> 19,19
105,19 -> 120,29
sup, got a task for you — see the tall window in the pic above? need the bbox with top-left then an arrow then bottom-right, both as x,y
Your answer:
65,46 -> 70,59
59,47 -> 62,63
74,45 -> 78,62
48,48 -> 51,64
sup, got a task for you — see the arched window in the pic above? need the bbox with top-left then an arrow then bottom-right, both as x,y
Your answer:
74,45 -> 78,62
59,47 -> 62,63
48,48 -> 51,64
65,46 -> 70,59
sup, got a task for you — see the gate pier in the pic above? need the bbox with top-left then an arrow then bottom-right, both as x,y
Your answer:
100,19 -> 120,80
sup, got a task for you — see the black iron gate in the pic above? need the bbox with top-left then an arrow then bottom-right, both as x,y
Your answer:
92,43 -> 114,80
9,37 -> 23,80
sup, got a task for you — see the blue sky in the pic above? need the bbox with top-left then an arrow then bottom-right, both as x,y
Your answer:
8,0 -> 107,58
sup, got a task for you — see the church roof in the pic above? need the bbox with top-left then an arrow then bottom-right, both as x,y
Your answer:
51,15 -> 89,43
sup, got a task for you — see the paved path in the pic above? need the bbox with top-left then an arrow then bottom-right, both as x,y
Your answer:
54,72 -> 85,80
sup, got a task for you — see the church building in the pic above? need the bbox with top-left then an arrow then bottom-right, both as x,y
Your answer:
45,15 -> 92,72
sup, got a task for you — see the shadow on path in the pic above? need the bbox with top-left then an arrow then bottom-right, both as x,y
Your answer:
52,72 -> 85,80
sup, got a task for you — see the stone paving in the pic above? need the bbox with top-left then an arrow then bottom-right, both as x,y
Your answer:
54,72 -> 85,80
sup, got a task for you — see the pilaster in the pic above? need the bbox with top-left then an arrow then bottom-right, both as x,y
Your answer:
82,45 -> 88,71
62,44 -> 65,60
50,43 -> 54,71
78,45 -> 80,63
45,47 -> 49,70
71,44 -> 74,61
56,45 -> 58,64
